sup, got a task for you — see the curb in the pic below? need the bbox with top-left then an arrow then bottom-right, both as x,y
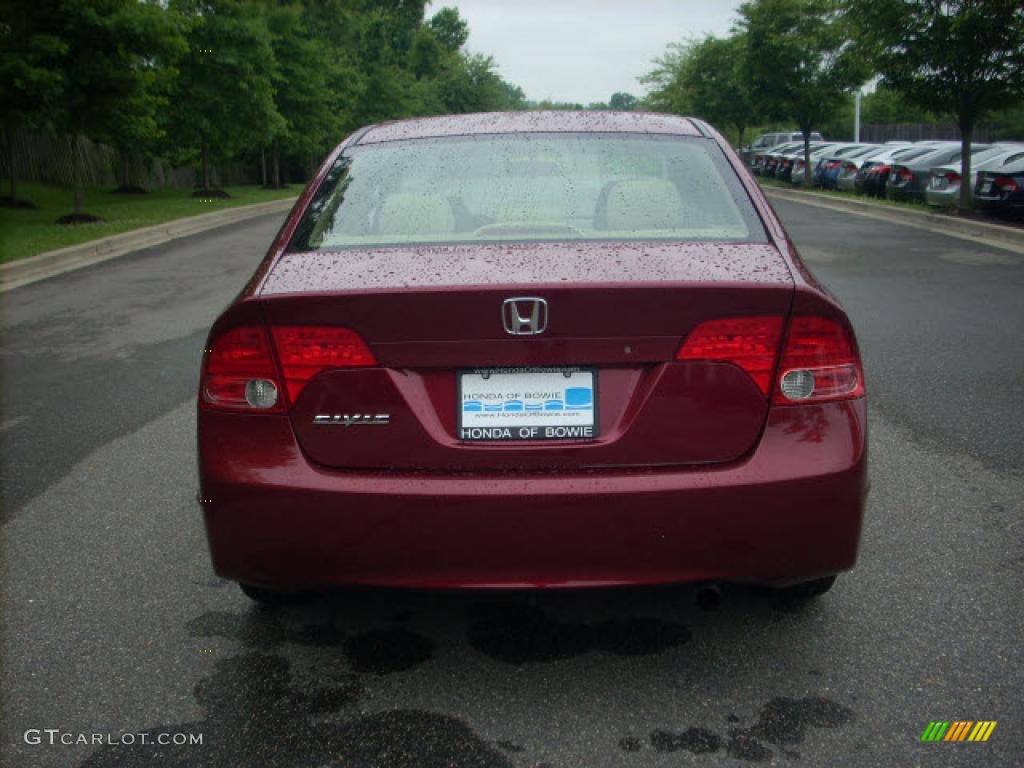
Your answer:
0,197 -> 298,293
763,186 -> 1024,256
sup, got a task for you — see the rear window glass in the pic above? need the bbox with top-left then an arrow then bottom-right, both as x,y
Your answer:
289,133 -> 765,251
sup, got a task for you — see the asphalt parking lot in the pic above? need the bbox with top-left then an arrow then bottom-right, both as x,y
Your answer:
1,199 -> 1022,767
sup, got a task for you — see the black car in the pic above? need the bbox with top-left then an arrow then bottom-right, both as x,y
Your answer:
887,143 -> 993,202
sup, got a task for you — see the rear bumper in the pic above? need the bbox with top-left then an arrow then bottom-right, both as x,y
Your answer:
836,176 -> 857,192
924,187 -> 957,208
199,399 -> 868,589
973,195 -> 1023,211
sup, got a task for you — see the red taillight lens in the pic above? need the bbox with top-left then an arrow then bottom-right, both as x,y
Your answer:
773,316 -> 864,405
676,316 -> 784,395
843,162 -> 857,173
874,164 -> 891,176
271,326 -> 376,403
201,326 -> 283,412
945,171 -> 961,184
993,174 -> 1019,193
891,166 -> 913,183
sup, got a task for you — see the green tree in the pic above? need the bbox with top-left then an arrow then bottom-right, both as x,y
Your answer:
740,0 -> 869,182
860,85 -> 944,125
428,6 -> 468,52
687,36 -> 756,147
264,1 -> 335,188
19,0 -> 175,218
104,6 -> 186,192
502,82 -> 528,110
0,0 -> 66,206
167,0 -> 283,195
640,42 -> 693,115
847,0 -> 1024,209
609,92 -> 639,111
642,36 -> 757,147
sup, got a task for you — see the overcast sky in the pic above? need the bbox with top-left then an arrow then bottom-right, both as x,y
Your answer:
440,0 -> 744,105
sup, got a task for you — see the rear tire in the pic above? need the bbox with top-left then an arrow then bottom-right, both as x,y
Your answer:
774,575 -> 837,602
239,583 -> 303,605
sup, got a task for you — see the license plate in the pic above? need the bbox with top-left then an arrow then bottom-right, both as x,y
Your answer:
458,367 -> 598,441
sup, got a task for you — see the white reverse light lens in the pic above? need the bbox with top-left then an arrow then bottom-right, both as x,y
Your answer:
780,369 -> 815,401
245,379 -> 279,409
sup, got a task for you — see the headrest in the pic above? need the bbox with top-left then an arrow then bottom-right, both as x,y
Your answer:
377,193 -> 454,236
602,178 -> 685,231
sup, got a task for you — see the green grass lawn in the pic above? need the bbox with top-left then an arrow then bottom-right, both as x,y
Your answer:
0,181 -> 299,264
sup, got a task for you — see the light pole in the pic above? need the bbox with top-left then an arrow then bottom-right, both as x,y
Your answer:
854,90 -> 862,142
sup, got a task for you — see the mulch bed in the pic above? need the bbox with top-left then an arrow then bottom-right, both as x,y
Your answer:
191,188 -> 231,199
55,213 -> 103,225
0,196 -> 37,209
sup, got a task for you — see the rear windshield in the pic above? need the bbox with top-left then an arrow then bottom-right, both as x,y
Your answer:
289,133 -> 766,251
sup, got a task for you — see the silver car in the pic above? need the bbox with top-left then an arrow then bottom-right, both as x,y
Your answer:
925,144 -> 1024,208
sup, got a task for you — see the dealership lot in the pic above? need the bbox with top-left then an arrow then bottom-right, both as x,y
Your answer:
1,202 -> 1022,767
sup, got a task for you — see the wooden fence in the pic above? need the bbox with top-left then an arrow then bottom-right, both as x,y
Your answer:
0,128 -> 257,190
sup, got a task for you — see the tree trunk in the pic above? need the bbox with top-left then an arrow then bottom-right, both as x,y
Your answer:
260,146 -> 267,187
737,125 -> 745,152
201,137 -> 210,190
120,148 -> 131,188
272,141 -> 281,188
802,130 -> 812,185
6,123 -> 15,202
72,134 -> 83,215
957,123 -> 973,212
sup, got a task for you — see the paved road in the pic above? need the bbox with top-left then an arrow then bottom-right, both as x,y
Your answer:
2,202 -> 1022,768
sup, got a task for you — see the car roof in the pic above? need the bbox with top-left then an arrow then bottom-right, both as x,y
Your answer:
357,111 -> 703,145
931,145 -> 1024,173
900,143 -> 992,167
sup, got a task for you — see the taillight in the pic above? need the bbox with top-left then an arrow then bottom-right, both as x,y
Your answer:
201,326 -> 283,412
842,162 -> 857,174
676,316 -> 784,395
874,164 -> 891,177
993,174 -> 1019,193
773,316 -> 864,405
944,171 -> 961,184
271,326 -> 376,403
891,166 -> 913,184
201,324 -> 377,411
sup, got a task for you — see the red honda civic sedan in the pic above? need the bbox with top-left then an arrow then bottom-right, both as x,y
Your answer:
197,111 -> 867,603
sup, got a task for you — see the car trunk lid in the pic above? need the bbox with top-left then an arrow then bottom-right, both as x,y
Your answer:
259,240 -> 794,470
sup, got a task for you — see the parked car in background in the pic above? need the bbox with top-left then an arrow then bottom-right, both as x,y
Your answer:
887,143 -> 992,203
198,111 -> 867,603
814,145 -> 880,190
777,142 -> 835,181
791,144 -> 847,186
974,153 -> 1024,217
760,141 -> 806,177
745,131 -> 824,170
836,146 -> 896,192
925,144 -> 1024,209
855,144 -> 946,198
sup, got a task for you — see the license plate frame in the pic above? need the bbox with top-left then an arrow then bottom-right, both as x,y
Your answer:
457,367 -> 599,442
